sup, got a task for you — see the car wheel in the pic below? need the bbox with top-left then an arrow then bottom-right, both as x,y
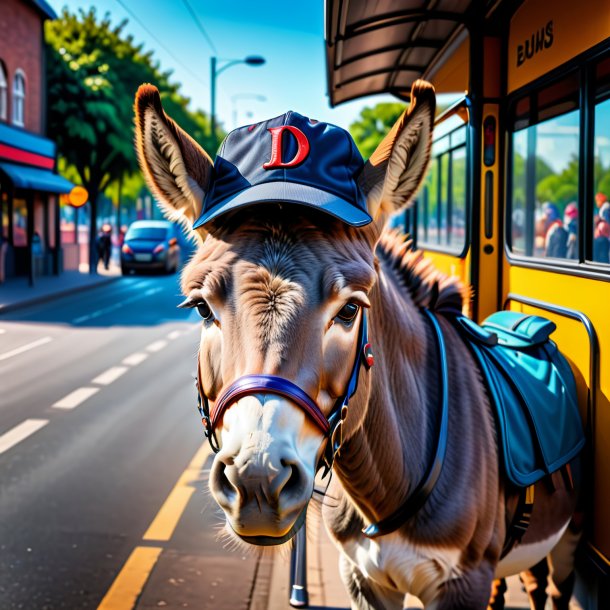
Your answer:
121,265 -> 130,275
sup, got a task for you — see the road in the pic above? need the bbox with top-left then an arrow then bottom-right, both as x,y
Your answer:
0,274 -> 277,610
0,273 -> 537,610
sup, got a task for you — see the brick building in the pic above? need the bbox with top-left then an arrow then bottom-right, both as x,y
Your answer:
0,0 -> 73,284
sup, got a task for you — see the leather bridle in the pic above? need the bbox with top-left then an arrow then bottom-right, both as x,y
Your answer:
195,310 -> 373,472
194,307 -> 449,539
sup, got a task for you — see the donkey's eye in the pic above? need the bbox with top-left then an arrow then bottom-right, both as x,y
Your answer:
196,301 -> 214,321
336,302 -> 360,324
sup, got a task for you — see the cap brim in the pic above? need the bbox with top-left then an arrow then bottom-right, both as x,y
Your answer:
193,182 -> 372,229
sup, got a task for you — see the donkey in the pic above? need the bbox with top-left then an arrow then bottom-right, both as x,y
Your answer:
134,80 -> 582,609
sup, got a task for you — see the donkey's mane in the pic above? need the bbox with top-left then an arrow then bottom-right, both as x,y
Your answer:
376,229 -> 470,313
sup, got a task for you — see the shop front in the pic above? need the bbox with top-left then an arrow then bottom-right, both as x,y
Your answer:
0,122 -> 73,285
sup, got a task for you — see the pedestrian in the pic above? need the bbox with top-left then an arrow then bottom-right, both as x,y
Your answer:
542,203 -> 568,258
563,202 -> 578,259
593,203 -> 610,264
97,224 -> 112,270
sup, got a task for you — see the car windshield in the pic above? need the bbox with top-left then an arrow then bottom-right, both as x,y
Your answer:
125,227 -> 169,241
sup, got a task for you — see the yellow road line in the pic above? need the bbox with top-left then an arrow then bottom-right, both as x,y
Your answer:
143,441 -> 211,541
98,440 -> 211,609
97,546 -> 162,610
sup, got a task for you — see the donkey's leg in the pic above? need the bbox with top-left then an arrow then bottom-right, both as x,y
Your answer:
519,558 -> 549,610
487,578 -> 507,610
547,521 -> 581,610
338,553 -> 404,610
425,564 -> 495,610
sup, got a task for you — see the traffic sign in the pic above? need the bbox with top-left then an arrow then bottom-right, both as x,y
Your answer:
68,186 -> 88,207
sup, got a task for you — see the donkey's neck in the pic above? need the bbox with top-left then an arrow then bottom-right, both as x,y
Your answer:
334,265 -> 441,526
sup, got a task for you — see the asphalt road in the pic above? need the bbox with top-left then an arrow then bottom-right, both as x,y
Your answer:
0,274 -> 272,610
0,274 -> 535,610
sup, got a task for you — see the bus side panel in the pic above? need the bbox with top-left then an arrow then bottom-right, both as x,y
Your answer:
503,265 -> 610,565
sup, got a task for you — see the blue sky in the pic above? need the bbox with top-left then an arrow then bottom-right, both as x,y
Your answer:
47,0 -> 397,137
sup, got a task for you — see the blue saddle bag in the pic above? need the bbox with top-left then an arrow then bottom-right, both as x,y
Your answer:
454,311 -> 585,487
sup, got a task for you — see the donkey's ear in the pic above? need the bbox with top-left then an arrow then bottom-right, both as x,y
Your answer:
134,84 -> 213,231
359,80 -> 435,222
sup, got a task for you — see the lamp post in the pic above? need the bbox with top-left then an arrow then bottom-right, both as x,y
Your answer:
210,55 -> 265,148
231,93 -> 267,128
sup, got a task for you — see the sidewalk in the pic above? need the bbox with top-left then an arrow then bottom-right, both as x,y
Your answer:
0,264 -> 120,314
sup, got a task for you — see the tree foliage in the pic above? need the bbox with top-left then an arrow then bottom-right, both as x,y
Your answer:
349,103 -> 406,159
45,8 -> 218,210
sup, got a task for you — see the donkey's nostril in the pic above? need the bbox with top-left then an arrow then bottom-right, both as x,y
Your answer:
277,459 -> 304,499
211,460 -> 240,508
286,464 -> 301,493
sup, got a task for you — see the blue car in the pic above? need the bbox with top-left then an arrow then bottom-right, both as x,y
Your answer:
121,220 -> 181,275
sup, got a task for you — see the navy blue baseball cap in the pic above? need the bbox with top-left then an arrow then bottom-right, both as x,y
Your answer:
192,111 -> 372,229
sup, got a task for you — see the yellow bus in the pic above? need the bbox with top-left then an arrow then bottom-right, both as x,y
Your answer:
326,0 -> 610,606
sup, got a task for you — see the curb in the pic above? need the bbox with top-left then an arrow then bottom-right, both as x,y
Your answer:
0,274 -> 120,315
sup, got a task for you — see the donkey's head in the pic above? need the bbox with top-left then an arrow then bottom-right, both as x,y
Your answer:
134,82 -> 435,545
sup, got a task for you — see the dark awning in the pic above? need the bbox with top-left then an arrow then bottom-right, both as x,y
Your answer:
325,0 -> 474,106
0,162 -> 74,194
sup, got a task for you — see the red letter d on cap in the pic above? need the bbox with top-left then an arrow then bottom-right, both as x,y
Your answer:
263,126 -> 310,169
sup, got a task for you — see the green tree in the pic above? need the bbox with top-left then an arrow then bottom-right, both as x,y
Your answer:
45,8 -> 218,270
349,103 -> 406,159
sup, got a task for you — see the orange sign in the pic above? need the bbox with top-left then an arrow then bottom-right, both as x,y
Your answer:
68,185 -> 88,207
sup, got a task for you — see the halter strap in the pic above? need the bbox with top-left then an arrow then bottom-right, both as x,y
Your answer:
362,308 -> 449,538
196,310 -> 371,463
211,375 -> 330,435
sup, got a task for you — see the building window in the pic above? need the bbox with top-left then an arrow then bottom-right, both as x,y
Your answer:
509,72 -> 580,260
0,62 -> 7,121
12,70 -> 25,127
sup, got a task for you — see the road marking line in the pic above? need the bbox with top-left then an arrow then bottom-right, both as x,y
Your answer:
0,337 -> 52,362
92,366 -> 128,386
72,287 -> 163,324
146,339 -> 167,353
97,546 -> 162,610
0,419 -> 49,455
122,352 -> 148,366
167,330 -> 181,340
143,441 -> 211,541
53,387 -> 99,410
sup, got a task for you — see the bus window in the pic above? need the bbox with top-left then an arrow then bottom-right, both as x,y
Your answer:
593,56 -> 610,264
417,123 -> 467,254
509,73 -> 580,260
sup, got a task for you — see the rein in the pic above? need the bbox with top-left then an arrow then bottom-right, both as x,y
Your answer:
362,308 -> 449,538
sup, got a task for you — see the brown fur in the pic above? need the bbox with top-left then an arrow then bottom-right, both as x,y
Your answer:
134,80 -> 580,609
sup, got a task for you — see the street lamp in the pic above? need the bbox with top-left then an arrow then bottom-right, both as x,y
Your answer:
231,93 -> 267,128
210,56 -> 266,147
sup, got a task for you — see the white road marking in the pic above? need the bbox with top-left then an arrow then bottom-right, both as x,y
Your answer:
0,419 -> 49,455
146,340 -> 167,353
92,366 -> 128,386
122,352 -> 149,366
0,337 -> 53,362
0,328 -> 6,334
167,330 -> 181,340
72,287 -> 163,324
53,387 -> 100,410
